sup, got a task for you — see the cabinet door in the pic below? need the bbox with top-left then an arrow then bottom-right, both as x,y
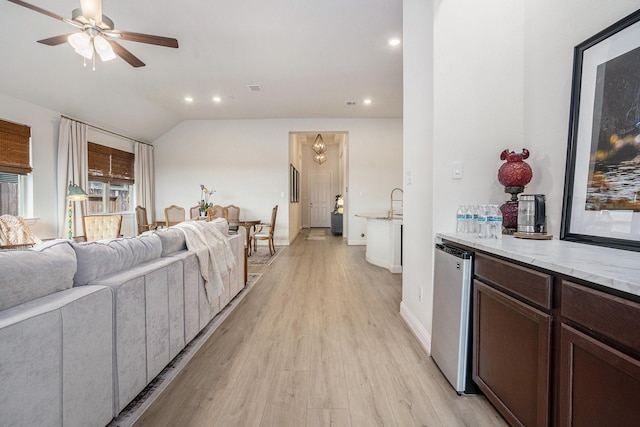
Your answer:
559,324 -> 640,426
473,280 -> 551,427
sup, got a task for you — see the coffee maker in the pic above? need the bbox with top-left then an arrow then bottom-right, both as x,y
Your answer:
517,194 -> 547,234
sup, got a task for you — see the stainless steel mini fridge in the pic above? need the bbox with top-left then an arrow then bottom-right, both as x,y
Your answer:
431,242 -> 477,394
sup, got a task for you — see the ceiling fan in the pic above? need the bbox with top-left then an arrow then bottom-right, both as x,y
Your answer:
8,0 -> 178,68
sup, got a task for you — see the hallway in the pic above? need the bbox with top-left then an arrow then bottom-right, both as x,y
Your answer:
134,229 -> 505,426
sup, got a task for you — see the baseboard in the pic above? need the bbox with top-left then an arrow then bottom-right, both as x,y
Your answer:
399,301 -> 431,355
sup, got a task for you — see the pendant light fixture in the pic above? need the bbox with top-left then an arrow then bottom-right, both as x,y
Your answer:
311,134 -> 327,154
314,153 -> 327,164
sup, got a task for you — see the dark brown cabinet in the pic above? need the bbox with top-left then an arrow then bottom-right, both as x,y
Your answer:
473,280 -> 551,427
468,249 -> 640,427
559,281 -> 640,426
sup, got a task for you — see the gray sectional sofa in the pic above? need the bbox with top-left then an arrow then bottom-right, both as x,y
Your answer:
0,221 -> 245,427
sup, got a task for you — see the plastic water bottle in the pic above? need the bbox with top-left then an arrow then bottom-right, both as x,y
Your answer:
477,205 -> 487,238
485,206 -> 494,238
472,205 -> 479,234
465,205 -> 473,233
456,205 -> 465,233
494,205 -> 503,239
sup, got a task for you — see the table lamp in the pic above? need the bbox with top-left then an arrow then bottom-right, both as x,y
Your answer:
66,182 -> 88,239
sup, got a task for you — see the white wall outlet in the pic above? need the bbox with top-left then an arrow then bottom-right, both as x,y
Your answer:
418,286 -> 423,302
452,161 -> 463,179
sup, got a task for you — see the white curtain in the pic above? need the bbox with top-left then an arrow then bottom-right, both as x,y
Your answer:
135,142 -> 155,222
57,117 -> 88,238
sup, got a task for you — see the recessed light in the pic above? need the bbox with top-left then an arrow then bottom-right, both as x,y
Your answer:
363,98 -> 372,105
184,96 -> 194,103
213,96 -> 222,103
388,38 -> 401,46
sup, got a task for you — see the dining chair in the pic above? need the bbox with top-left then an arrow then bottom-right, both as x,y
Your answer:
225,204 -> 240,232
190,205 -> 201,220
135,205 -> 156,235
206,205 -> 226,221
82,214 -> 123,242
164,205 -> 186,227
253,205 -> 278,255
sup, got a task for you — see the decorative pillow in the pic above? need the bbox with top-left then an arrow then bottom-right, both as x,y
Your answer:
72,233 -> 162,286
0,240 -> 77,311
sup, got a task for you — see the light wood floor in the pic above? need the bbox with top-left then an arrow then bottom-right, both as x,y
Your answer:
134,229 -> 507,427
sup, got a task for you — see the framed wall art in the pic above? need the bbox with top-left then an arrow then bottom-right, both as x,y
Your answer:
561,8 -> 640,251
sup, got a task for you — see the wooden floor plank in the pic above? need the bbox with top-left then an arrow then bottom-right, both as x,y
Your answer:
133,228 -> 505,427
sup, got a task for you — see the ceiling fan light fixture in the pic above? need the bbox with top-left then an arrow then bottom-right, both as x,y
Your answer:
68,31 -> 90,50
94,35 -> 116,61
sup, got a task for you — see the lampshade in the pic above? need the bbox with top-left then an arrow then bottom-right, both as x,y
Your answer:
311,134 -> 327,154
66,183 -> 88,201
94,35 -> 116,61
68,32 -> 117,63
313,153 -> 327,164
68,32 -> 94,59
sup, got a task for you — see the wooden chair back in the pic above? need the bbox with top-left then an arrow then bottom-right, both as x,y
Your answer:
135,206 -> 155,235
190,205 -> 201,220
206,205 -> 227,221
83,214 -> 123,242
164,205 -> 185,227
225,205 -> 240,223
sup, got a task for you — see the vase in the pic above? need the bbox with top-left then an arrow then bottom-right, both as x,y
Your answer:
199,210 -> 207,219
498,149 -> 533,200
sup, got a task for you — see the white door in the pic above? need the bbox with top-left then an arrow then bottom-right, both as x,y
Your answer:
309,170 -> 331,227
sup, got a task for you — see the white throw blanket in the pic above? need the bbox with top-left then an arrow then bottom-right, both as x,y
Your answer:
174,221 -> 236,305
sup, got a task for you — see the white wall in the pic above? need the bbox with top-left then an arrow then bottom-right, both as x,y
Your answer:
401,0 -> 640,352
400,0 -> 435,351
152,118 -> 402,247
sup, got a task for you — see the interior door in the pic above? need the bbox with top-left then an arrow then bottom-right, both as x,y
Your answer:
309,170 -> 331,227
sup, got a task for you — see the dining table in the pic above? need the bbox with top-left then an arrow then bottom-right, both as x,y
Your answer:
230,219 -> 261,256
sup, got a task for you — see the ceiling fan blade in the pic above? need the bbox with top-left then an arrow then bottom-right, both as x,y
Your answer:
110,31 -> 179,48
7,0 -> 82,28
108,41 -> 145,68
80,0 -> 102,26
37,34 -> 75,46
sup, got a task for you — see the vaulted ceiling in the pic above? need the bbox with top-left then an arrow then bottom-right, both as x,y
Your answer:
0,0 -> 403,142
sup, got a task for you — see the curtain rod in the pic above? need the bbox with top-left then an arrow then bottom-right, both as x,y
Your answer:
60,115 -> 152,146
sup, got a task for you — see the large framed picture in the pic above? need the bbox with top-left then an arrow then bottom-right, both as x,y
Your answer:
561,8 -> 640,252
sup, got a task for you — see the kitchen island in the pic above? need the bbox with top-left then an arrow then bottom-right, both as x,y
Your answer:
357,214 -> 403,273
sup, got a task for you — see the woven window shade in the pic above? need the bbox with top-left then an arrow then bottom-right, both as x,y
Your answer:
0,119 -> 32,175
88,142 -> 134,184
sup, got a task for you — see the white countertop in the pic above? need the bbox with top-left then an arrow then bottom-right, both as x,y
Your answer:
355,213 -> 403,221
436,232 -> 640,298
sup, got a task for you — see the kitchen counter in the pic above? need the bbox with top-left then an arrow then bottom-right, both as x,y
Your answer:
436,232 -> 640,298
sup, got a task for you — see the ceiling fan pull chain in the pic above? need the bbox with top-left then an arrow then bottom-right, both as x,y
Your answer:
92,53 -> 96,71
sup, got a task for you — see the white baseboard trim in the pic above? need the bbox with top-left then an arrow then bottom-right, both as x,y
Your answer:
399,301 -> 431,355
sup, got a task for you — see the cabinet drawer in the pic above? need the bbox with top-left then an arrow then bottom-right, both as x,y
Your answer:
562,281 -> 640,353
475,253 -> 552,309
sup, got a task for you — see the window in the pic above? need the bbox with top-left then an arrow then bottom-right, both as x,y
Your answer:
0,119 -> 31,216
87,142 -> 133,214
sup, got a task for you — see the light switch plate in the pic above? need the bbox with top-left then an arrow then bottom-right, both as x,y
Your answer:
452,161 -> 463,179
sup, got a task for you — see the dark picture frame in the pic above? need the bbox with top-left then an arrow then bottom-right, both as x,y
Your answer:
290,164 -> 300,203
560,8 -> 640,252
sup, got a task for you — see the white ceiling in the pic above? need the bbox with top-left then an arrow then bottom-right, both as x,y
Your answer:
0,0 -> 403,142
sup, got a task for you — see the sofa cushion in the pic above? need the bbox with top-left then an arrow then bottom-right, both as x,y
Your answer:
0,240 -> 76,311
72,233 -> 162,286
